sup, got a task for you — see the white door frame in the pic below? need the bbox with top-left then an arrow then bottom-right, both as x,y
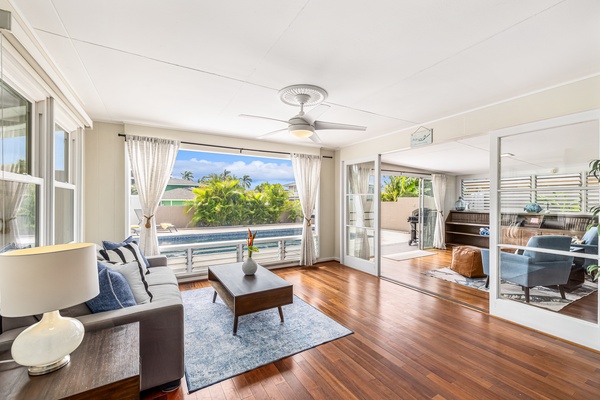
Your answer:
341,155 -> 381,276
489,109 -> 600,350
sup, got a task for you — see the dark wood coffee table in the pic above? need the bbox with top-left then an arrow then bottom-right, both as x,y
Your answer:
208,262 -> 293,334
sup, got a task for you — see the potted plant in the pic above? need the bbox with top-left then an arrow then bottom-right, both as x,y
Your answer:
586,160 -> 600,280
242,228 -> 259,275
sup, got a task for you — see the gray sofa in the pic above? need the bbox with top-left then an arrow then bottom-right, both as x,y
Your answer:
0,255 -> 184,392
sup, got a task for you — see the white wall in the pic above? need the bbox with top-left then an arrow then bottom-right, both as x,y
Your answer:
83,123 -> 338,260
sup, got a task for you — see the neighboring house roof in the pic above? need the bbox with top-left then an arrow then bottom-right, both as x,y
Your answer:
283,182 -> 296,189
168,177 -> 198,187
162,187 -> 196,200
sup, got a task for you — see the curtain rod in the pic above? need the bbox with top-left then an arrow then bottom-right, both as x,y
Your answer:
117,134 -> 333,159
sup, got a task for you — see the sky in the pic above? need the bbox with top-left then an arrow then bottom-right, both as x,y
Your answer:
172,150 -> 295,188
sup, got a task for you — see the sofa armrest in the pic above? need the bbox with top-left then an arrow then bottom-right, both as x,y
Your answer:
146,255 -> 168,268
77,299 -> 184,391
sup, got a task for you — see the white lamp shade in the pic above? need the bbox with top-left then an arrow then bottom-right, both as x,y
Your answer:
0,243 -> 99,317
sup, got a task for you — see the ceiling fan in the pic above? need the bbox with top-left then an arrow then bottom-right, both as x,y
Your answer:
240,84 -> 367,144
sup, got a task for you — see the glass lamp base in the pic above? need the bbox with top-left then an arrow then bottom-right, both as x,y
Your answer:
28,355 -> 70,376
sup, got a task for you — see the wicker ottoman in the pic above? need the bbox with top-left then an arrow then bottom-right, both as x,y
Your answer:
450,246 -> 486,278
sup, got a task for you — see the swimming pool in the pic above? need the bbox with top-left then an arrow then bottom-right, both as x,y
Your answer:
157,227 -> 303,246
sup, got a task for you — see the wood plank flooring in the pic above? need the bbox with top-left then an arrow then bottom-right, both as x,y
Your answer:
142,256 -> 600,400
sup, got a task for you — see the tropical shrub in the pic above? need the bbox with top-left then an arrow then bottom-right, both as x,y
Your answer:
186,175 -> 297,227
381,176 -> 419,201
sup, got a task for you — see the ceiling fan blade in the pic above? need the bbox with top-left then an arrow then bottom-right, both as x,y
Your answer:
258,128 -> 287,139
309,132 -> 322,144
303,104 -> 330,124
314,120 -> 367,131
239,114 -> 289,124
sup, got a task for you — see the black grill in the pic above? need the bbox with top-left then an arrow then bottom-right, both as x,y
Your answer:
407,208 -> 429,246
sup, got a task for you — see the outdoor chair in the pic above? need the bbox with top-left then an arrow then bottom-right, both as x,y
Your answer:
480,235 -> 574,302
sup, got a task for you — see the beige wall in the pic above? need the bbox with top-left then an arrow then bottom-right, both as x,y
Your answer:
84,121 -> 127,244
84,122 -> 338,260
381,199 -> 419,231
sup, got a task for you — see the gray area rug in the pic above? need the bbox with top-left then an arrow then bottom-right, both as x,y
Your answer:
424,267 -> 598,312
181,287 -> 352,393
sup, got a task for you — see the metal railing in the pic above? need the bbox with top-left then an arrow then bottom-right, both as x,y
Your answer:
159,234 -> 318,276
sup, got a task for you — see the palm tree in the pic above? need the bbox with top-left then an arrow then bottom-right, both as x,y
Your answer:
220,169 -> 232,180
241,174 -> 252,189
181,171 -> 194,181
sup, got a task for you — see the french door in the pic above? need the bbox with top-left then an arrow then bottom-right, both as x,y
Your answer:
342,156 -> 380,276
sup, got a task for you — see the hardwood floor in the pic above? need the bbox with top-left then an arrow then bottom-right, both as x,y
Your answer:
381,248 -> 489,312
142,258 -> 600,400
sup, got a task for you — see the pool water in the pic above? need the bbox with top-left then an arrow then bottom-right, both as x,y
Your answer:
158,227 -> 303,246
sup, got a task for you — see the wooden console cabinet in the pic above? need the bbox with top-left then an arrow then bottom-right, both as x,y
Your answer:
445,211 -> 490,248
446,211 -> 593,248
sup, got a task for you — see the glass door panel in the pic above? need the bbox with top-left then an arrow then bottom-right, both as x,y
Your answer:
343,157 -> 380,275
489,111 -> 600,350
419,178 -> 436,250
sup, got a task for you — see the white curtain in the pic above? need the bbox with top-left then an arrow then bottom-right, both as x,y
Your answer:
126,135 -> 179,256
432,174 -> 447,249
0,164 -> 28,247
348,163 -> 372,259
291,153 -> 322,266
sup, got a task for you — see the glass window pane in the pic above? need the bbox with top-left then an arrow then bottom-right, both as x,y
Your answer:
54,124 -> 69,182
346,226 -> 374,261
498,119 -> 599,323
0,81 -> 31,175
0,179 -> 38,251
346,194 -> 374,228
55,187 -> 74,244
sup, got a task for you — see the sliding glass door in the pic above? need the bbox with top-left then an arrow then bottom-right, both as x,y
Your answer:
489,110 -> 600,350
419,177 -> 436,250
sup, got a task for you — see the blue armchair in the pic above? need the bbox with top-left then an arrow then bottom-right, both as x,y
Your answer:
578,226 -> 598,269
481,235 -> 574,303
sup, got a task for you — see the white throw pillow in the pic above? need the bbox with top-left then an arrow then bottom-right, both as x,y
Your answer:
107,261 -> 152,304
99,242 -> 149,275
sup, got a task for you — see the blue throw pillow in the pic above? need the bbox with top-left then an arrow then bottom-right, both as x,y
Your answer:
86,261 -> 136,313
582,226 -> 598,246
103,236 -> 150,269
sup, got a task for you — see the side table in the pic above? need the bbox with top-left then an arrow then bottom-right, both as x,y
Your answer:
0,322 -> 140,400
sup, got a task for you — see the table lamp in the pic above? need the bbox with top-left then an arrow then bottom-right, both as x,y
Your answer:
0,243 -> 99,375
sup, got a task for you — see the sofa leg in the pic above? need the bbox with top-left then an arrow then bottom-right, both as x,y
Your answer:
485,276 -> 489,289
160,379 -> 181,392
524,287 -> 530,303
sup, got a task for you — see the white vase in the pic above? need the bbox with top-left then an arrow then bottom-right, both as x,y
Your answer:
242,256 -> 257,275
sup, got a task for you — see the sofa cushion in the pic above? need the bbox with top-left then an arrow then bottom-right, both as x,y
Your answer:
147,283 -> 183,303
86,262 -> 136,313
106,261 -> 153,304
103,236 -> 150,269
145,267 -> 178,287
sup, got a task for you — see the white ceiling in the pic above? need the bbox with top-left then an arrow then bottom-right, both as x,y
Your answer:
12,0 -> 600,153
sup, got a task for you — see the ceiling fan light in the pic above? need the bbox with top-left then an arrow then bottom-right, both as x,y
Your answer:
289,124 -> 314,138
